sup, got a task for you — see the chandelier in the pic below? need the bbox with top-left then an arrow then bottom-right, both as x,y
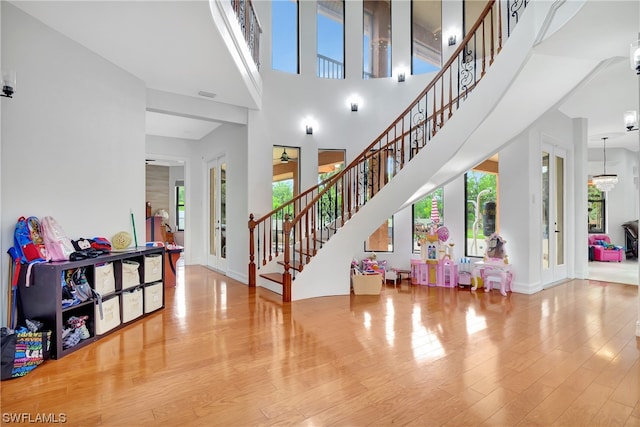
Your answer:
592,137 -> 618,192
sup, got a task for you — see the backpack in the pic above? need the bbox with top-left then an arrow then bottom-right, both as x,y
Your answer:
40,216 -> 75,262
11,216 -> 48,264
7,217 -> 48,298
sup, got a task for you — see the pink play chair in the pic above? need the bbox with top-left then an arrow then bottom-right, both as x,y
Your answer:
588,234 -> 623,262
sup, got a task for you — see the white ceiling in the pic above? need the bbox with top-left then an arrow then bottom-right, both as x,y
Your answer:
538,0 -> 639,151
9,0 -> 640,149
146,111 -> 222,141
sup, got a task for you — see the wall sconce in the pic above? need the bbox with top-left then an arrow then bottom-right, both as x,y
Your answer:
624,110 -> 638,131
1,70 -> 16,98
302,117 -> 317,134
347,95 -> 361,112
631,39 -> 640,75
448,35 -> 457,46
397,72 -> 406,83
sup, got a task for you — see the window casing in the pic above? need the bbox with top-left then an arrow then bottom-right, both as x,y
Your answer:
365,217 -> 394,253
588,184 -> 605,234
363,0 -> 391,79
176,184 -> 185,231
411,0 -> 442,75
464,158 -> 499,257
272,0 -> 299,74
317,0 -> 345,79
412,188 -> 444,253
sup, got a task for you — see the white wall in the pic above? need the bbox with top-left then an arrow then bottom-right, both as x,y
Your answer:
248,0 -> 436,220
195,123 -> 249,282
1,3 -> 147,325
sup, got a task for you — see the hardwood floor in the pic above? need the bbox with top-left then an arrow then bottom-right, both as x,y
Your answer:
2,265 -> 639,426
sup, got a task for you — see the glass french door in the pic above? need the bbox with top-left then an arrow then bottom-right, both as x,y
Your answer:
207,155 -> 227,273
542,145 -> 567,285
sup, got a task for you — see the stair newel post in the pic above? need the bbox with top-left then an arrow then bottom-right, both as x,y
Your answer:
248,214 -> 257,287
283,214 -> 292,302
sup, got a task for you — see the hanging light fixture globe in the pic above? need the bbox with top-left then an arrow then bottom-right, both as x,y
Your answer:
592,137 -> 618,192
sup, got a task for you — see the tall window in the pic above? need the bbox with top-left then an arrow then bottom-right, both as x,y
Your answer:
176,183 -> 185,231
588,184 -> 605,233
412,188 -> 444,252
317,0 -> 345,79
363,0 -> 391,79
272,0 -> 299,74
465,156 -> 499,257
411,0 -> 442,75
365,217 -> 394,253
464,0 -> 490,36
272,146 -> 300,213
317,149 -> 345,230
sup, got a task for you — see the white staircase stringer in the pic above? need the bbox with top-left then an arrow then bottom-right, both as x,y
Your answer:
289,0 -> 588,301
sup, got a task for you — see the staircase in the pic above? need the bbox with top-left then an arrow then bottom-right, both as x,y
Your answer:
248,0 -> 581,302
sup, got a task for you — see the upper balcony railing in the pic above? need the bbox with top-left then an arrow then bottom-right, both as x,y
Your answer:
317,54 -> 344,79
231,0 -> 262,69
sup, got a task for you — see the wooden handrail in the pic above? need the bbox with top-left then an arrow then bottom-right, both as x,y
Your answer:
249,0 -> 529,298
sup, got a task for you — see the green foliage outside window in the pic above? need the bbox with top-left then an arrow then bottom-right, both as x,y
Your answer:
465,171 -> 498,257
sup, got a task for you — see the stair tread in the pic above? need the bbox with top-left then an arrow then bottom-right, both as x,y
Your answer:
277,260 -> 304,271
260,273 -> 284,285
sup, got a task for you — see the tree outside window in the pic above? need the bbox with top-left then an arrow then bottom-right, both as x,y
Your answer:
588,184 -> 605,233
465,169 -> 498,257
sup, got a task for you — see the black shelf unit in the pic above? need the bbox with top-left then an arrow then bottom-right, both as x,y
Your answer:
17,246 -> 165,359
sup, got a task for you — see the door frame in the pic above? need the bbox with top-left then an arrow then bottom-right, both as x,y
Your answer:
145,154 -> 190,264
206,153 -> 228,274
541,144 -> 568,286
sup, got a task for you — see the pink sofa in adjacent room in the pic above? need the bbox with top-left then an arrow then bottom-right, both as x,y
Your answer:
588,234 -> 623,262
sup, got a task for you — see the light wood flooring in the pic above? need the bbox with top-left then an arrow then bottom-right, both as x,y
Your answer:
2,265 -> 640,426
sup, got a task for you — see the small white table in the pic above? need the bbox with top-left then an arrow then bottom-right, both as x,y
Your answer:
471,259 -> 513,296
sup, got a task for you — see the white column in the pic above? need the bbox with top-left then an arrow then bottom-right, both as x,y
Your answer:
635,30 -> 640,337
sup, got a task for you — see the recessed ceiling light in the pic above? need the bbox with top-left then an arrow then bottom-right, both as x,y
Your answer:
198,91 -> 217,99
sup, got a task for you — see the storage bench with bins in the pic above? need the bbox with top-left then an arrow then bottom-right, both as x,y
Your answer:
17,246 -> 165,359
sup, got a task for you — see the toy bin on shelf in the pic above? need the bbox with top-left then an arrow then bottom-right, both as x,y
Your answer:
122,260 -> 140,290
94,295 -> 121,335
122,286 -> 143,323
144,254 -> 163,283
144,282 -> 164,313
94,262 -> 116,295
352,273 -> 382,295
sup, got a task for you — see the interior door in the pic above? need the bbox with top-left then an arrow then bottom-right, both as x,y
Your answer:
542,145 -> 567,285
207,155 -> 227,273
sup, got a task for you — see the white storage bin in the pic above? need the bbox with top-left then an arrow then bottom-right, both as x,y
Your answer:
94,262 -> 115,295
144,282 -> 163,313
122,287 -> 143,323
144,254 -> 163,283
95,295 -> 121,335
122,260 -> 140,290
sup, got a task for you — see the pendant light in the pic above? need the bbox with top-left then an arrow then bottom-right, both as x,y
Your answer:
592,137 -> 618,192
